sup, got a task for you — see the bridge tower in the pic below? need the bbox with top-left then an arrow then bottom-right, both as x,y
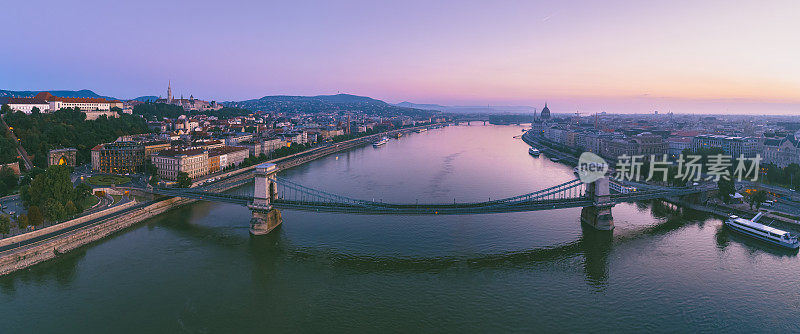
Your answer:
580,177 -> 614,230
249,163 -> 282,235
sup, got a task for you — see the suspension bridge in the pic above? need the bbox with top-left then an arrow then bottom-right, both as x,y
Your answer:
146,163 -> 710,235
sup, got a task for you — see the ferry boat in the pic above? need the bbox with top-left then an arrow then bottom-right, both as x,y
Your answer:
724,212 -> 799,249
414,128 -> 428,133
372,137 -> 389,147
550,157 -> 560,162
528,148 -> 540,156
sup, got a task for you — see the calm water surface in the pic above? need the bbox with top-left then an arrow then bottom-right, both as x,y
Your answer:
2,125 -> 799,333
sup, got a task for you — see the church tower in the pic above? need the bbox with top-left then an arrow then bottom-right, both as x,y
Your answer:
167,81 -> 173,104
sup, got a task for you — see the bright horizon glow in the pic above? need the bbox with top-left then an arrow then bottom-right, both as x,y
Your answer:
2,0 -> 799,114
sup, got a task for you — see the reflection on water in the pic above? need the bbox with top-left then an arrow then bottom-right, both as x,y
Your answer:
2,125 -> 800,333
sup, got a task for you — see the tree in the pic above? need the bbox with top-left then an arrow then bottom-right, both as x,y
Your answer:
748,190 -> 768,210
75,182 -> 92,202
0,214 -> 10,236
0,104 -> 11,114
718,178 -> 736,203
15,214 -> 27,229
149,173 -> 160,186
25,166 -> 74,208
28,206 -> 43,226
0,166 -> 17,196
176,172 -> 192,188
65,200 -> 77,217
44,198 -> 66,222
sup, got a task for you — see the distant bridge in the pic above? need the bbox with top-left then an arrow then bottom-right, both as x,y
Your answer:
147,163 -> 709,235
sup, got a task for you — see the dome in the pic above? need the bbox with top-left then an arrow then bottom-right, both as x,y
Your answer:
540,103 -> 551,119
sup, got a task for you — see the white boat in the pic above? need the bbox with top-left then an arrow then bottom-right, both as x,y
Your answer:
372,137 -> 389,147
724,212 -> 799,249
528,148 -> 540,156
415,128 -> 428,133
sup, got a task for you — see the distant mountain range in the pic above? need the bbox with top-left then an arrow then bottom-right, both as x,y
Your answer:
225,94 -> 436,116
2,89 -> 532,116
396,101 -> 535,114
0,89 -> 118,100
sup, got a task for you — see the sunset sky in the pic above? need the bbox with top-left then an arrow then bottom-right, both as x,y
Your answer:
2,0 -> 799,114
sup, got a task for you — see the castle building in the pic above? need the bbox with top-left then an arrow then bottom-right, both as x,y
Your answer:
0,97 -> 51,113
155,82 -> 223,112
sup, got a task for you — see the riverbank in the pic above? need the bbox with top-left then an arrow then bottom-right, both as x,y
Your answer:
0,124 -> 437,276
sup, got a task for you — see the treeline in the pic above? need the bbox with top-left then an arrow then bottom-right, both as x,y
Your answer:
134,102 -> 251,119
762,163 -> 800,189
3,109 -> 150,166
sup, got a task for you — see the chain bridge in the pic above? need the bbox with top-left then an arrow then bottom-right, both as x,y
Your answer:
148,163 -> 708,235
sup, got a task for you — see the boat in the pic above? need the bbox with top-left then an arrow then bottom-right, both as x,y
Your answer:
550,157 -> 560,162
528,148 -> 540,156
724,212 -> 799,249
392,132 -> 403,138
415,128 -> 428,133
372,137 -> 389,147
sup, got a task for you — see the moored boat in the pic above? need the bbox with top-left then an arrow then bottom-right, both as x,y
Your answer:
372,137 -> 389,147
725,212 -> 799,249
528,147 -> 540,156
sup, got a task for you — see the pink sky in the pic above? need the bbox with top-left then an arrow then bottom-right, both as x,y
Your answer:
2,0 -> 799,114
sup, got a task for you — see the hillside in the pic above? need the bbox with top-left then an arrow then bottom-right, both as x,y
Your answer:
132,96 -> 160,102
226,94 -> 436,116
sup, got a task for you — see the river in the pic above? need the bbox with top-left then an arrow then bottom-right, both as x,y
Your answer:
1,125 -> 799,333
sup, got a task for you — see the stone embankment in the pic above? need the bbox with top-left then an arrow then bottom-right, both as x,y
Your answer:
0,197 -> 191,276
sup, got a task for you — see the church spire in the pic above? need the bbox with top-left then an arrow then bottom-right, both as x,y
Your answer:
167,81 -> 173,104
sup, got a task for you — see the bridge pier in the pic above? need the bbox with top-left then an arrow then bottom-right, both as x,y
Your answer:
249,163 -> 282,235
580,177 -> 614,230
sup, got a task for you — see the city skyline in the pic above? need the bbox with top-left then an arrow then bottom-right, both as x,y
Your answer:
3,0 -> 799,114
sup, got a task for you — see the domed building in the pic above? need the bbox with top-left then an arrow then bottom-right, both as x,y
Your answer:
540,103 -> 551,120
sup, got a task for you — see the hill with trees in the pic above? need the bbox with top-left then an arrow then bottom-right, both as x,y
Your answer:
0,89 -> 117,100
226,94 -> 436,117
2,109 -> 149,166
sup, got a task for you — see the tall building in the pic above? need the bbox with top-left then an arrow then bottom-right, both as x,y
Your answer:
691,134 -> 759,158
151,148 -> 209,180
92,142 -> 145,174
762,134 -> 800,167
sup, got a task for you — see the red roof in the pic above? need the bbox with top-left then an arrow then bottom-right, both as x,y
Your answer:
6,97 -> 48,104
34,92 -> 112,104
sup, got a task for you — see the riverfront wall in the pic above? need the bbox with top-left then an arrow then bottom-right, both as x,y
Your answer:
0,197 -> 193,276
